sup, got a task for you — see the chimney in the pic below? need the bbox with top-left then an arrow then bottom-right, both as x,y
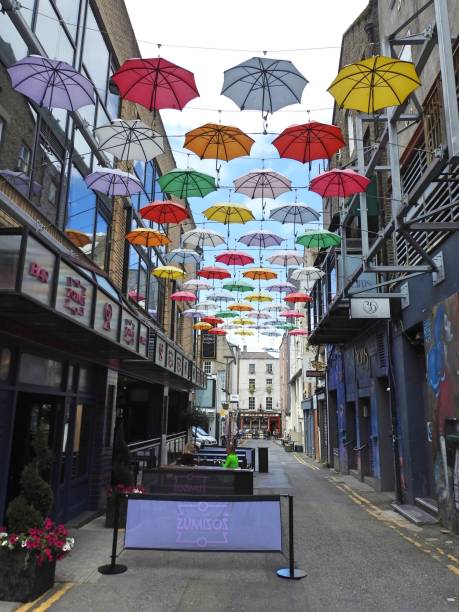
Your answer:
243,345 -> 247,353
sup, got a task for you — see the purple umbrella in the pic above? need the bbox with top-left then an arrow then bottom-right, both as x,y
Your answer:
7,55 -> 95,111
238,230 -> 285,248
0,170 -> 42,197
85,167 -> 143,196
265,281 -> 296,293
181,309 -> 206,318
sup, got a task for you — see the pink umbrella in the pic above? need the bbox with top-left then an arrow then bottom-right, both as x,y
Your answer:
284,292 -> 313,303
309,169 -> 371,198
128,290 -> 145,302
197,266 -> 231,280
288,329 -> 309,336
215,250 -> 254,266
280,310 -> 305,318
170,291 -> 197,302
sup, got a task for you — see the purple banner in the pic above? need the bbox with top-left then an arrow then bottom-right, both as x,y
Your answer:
125,498 -> 282,551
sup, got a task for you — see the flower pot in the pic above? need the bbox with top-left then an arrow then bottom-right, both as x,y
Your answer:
0,548 -> 55,602
105,496 -> 127,529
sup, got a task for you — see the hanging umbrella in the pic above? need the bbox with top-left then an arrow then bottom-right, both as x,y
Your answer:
227,302 -> 254,312
309,169 -> 371,198
262,329 -> 282,337
181,228 -> 225,249
184,123 -> 254,161
238,230 -> 285,248
288,329 -> 309,336
276,323 -> 297,330
272,122 -> 345,163
111,57 -> 199,111
215,310 -> 238,318
94,119 -> 164,161
208,328 -> 227,335
252,312 -> 271,320
64,229 -> 92,247
215,250 -> 254,267
195,301 -> 219,311
265,281 -> 296,293
181,308 -> 205,318
233,169 -> 291,199
290,267 -> 325,282
296,229 -> 341,249
193,322 -> 213,331
140,201 -> 189,225
269,203 -> 320,224
243,268 -> 277,281
183,279 -> 212,290
280,310 -> 305,318
222,280 -> 254,293
170,291 -> 197,302
202,203 -> 255,224
207,290 -> 235,302
126,228 -> 170,247
266,251 -> 303,267
202,316 -> 224,326
7,55 -> 95,110
284,292 -> 313,303
152,265 -> 186,280
234,329 -> 254,336
158,169 -> 217,198
128,290 -> 145,302
221,56 -> 308,114
166,249 -> 202,266
245,292 -> 273,303
0,170 -> 42,197
327,55 -> 421,114
85,167 -> 142,196
197,266 -> 231,281
263,303 -> 284,312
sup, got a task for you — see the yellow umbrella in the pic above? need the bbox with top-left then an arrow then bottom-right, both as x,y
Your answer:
202,203 -> 255,224
234,329 -> 254,336
152,265 -> 186,280
65,229 -> 92,247
245,292 -> 273,303
243,267 -> 278,281
193,322 -> 213,331
126,228 -> 170,247
327,55 -> 421,114
232,318 -> 255,326
227,302 -> 254,312
184,123 -> 254,161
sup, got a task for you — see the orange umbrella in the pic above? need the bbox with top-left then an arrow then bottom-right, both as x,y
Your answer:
227,302 -> 254,312
243,267 -> 277,281
193,322 -> 213,331
65,229 -> 92,247
126,228 -> 170,247
184,123 -> 254,162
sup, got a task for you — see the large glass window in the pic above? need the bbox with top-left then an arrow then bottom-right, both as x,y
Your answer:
83,6 -> 109,100
55,0 -> 81,41
35,0 -> 74,65
71,403 -> 91,479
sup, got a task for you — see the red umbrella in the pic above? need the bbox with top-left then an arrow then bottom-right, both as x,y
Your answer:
284,292 -> 313,304
309,169 -> 371,198
197,266 -> 231,280
170,291 -> 197,302
208,328 -> 227,335
215,250 -> 254,266
202,316 -> 224,325
280,310 -> 305,318
139,201 -> 189,224
111,57 -> 199,111
128,290 -> 145,302
272,122 -> 345,164
288,329 -> 309,336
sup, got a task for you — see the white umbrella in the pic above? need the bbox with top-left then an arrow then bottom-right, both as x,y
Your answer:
267,250 -> 304,267
166,249 -> 202,266
290,267 -> 325,282
94,119 -> 164,161
181,228 -> 226,249
195,300 -> 219,311
183,279 -> 212,290
233,169 -> 291,199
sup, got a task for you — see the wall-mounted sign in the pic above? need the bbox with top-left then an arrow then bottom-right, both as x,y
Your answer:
192,364 -> 197,383
22,236 -> 55,306
350,298 -> 391,319
55,262 -> 93,327
230,394 -> 239,402
139,324 -> 148,357
94,291 -> 120,342
155,335 -> 167,367
166,345 -> 175,372
201,332 -> 217,359
182,359 -> 189,380
175,353 -> 183,376
305,370 -> 326,378
121,311 -> 138,350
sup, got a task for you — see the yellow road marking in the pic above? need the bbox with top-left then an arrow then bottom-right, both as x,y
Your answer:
16,600 -> 40,612
447,564 -> 459,576
35,582 -> 75,611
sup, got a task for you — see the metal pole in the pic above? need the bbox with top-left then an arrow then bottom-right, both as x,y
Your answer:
98,494 -> 127,575
276,495 -> 307,580
355,115 -> 370,257
160,385 -> 169,466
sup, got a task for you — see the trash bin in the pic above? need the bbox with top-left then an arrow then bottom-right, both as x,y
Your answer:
258,447 -> 269,472
294,444 -> 303,453
285,443 -> 294,452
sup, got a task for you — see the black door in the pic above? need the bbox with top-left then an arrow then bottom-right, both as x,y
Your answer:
359,398 -> 372,477
345,402 -> 357,470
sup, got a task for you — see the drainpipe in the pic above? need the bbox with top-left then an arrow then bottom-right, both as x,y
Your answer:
387,321 -> 403,504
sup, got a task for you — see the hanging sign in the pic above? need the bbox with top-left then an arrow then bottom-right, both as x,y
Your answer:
201,332 -> 217,359
350,298 -> 390,319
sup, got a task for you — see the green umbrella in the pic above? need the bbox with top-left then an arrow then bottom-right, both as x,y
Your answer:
296,229 -> 341,249
216,310 -> 238,318
158,169 -> 217,198
222,280 -> 254,293
276,323 -> 297,330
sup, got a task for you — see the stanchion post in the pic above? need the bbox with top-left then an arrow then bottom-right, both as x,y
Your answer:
276,495 -> 306,580
98,494 -> 128,575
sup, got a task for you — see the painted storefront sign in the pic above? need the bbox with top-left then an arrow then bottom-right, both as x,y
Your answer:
55,262 -> 93,326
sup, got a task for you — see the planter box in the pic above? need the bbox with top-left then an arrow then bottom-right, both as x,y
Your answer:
0,549 -> 55,602
105,496 -> 127,529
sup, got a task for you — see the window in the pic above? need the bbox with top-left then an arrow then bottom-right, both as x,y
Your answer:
204,361 -> 212,375
35,0 -> 74,65
249,378 -> 255,386
83,6 -> 110,98
347,112 -> 355,156
249,363 -> 255,374
17,143 -> 31,173
265,397 -> 273,410
266,363 -> 273,374
266,378 -> 273,386
71,403 -> 91,479
249,397 -> 255,410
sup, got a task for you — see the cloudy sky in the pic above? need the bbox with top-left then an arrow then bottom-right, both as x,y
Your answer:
125,0 -> 369,350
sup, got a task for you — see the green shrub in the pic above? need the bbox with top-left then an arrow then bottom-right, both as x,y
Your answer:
6,495 -> 43,534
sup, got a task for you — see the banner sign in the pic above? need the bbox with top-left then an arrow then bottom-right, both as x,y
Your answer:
350,297 -> 391,319
125,496 -> 281,552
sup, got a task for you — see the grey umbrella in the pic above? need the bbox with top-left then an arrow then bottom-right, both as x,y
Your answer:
94,119 -> 164,162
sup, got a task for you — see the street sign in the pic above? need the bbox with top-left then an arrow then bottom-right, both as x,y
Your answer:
350,297 -> 391,319
201,332 -> 217,359
230,394 -> 239,402
305,370 -> 325,378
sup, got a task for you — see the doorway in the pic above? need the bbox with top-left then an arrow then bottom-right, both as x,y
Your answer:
345,402 -> 357,469
359,398 -> 373,477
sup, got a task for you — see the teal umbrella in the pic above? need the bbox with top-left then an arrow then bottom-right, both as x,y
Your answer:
296,229 -> 341,249
216,310 -> 238,318
222,280 -> 254,293
158,169 -> 217,198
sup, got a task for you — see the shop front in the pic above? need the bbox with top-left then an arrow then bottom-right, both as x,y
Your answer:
239,412 -> 281,436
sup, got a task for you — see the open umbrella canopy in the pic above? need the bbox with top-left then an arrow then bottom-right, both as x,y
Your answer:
202,316 -> 224,325
184,123 -> 255,161
111,57 -> 199,111
227,302 -> 254,312
234,329 -> 254,336
276,323 -> 297,330
64,229 -> 92,247
94,119 -> 164,161
252,312 -> 271,320
166,249 -> 202,266
215,250 -> 254,266
181,228 -> 225,249
170,291 -> 197,302
233,169 -> 291,199
272,122 -> 345,163
265,281 -> 296,293
263,303 -> 284,312
284,292 -> 313,303
183,279 -> 212,290
85,167 -> 143,196
288,329 -> 309,336
266,251 -> 303,267
203,203 -> 255,224
126,228 -> 170,247
193,322 -> 213,331
215,310 -> 238,318
262,329 -> 282,337
158,169 -> 217,198
152,265 -> 186,280
245,292 -> 273,303
222,280 -> 254,293
221,56 -> 308,113
269,203 -> 320,224
290,267 -> 325,282
296,229 -> 341,249
139,201 -> 189,225
207,290 -> 235,302
128,290 -> 145,302
232,318 -> 255,326
195,300 -> 219,311
0,169 -> 42,197
197,266 -> 231,280
280,310 -> 305,318
327,55 -> 421,114
208,328 -> 227,335
181,308 -> 205,318
238,230 -> 285,248
309,169 -> 371,198
7,55 -> 95,110
243,267 -> 278,281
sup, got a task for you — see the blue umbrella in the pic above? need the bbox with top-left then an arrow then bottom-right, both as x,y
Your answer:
166,249 -> 202,266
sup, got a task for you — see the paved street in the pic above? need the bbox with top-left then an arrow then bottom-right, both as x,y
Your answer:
11,441 -> 459,612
